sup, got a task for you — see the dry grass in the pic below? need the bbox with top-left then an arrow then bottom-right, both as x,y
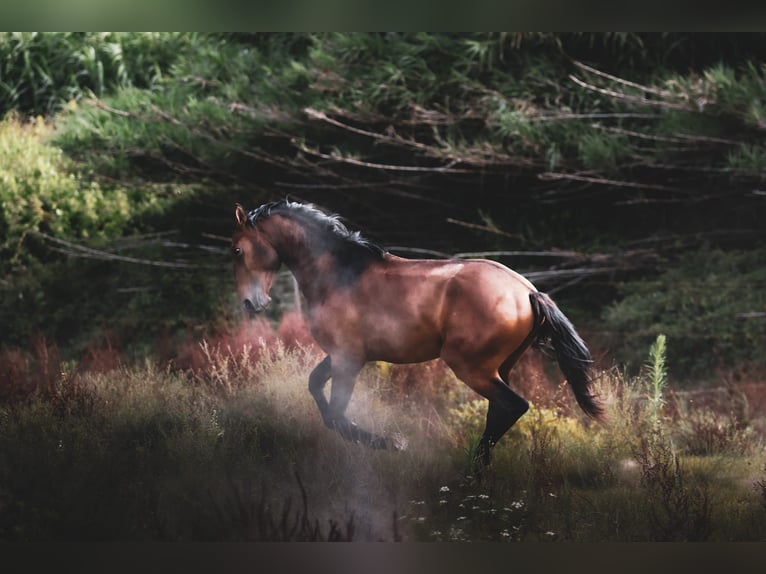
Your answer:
1,321 -> 766,541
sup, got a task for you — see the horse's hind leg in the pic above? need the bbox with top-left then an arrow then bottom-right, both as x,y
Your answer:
447,359 -> 529,468
473,329 -> 540,466
476,381 -> 529,467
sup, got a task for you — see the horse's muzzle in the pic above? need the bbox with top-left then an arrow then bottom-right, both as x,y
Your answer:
243,297 -> 270,316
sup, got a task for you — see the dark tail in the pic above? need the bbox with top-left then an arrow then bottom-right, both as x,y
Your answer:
529,292 -> 604,420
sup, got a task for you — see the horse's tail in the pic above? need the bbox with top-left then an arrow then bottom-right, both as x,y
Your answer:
529,291 -> 604,420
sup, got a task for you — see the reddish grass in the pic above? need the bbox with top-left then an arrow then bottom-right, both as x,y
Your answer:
1,333 -> 127,404
0,346 -> 34,402
172,311 -> 318,372
78,334 -> 124,374
0,316 -> 580,410
0,335 -> 63,402
276,311 -> 316,351
5,315 -> 763,443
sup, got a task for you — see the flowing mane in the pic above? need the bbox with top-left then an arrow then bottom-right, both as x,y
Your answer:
247,200 -> 386,258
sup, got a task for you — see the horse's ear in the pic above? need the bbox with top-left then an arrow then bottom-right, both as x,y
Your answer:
235,204 -> 248,227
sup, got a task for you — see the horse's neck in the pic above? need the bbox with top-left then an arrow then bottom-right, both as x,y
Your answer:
268,224 -> 335,305
283,256 -> 325,303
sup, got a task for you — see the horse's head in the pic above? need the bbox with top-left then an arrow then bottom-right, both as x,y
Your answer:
231,204 -> 280,316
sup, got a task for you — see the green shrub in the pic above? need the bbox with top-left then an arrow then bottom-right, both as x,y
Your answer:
0,32 -> 192,116
602,248 -> 766,377
0,114 -> 164,261
0,113 -> 208,350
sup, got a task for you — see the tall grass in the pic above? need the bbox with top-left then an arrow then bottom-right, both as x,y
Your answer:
1,324 -> 765,541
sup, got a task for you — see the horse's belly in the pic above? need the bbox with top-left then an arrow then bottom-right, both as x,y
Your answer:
362,315 -> 442,363
367,343 -> 441,364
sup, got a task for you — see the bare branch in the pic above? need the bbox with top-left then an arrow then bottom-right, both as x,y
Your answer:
445,218 -> 517,239
671,132 -> 744,146
295,142 -> 474,174
89,98 -> 138,118
531,112 -> 663,123
304,107 -> 434,152
454,250 -> 583,259
569,74 -> 690,111
594,125 -> 697,144
34,231 -> 204,269
572,60 -> 676,99
524,267 -> 622,282
539,171 -> 686,193
386,246 -> 453,258
736,312 -> 766,319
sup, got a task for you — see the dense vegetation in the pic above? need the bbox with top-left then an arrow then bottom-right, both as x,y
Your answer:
2,32 -> 764,376
1,33 -> 765,541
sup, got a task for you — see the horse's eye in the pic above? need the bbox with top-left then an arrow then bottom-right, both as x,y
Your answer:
232,246 -> 242,257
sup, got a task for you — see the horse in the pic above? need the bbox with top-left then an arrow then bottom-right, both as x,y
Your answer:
231,200 -> 603,466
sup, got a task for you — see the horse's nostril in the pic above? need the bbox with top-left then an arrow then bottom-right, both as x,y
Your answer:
243,299 -> 257,315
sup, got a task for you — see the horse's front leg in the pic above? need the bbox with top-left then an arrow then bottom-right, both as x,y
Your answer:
308,355 -> 332,418
322,357 -> 391,450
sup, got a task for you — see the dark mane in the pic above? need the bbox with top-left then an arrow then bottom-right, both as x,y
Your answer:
248,200 -> 386,259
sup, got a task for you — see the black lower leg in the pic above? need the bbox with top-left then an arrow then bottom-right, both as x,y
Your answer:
323,360 -> 391,450
308,356 -> 332,416
476,382 -> 529,467
328,418 -> 389,449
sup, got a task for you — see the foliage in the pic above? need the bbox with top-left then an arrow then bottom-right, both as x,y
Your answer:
0,32 -> 192,116
602,249 -> 766,377
645,334 -> 668,423
49,33 -> 766,210
0,114 -> 204,351
0,114 -> 168,261
2,32 -> 766,373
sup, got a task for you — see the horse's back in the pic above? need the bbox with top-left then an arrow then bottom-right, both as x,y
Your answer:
369,255 -> 537,326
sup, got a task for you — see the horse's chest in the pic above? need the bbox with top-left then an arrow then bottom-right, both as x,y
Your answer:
306,302 -> 362,351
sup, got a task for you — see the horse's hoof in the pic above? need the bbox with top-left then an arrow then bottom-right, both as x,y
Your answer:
390,433 -> 408,451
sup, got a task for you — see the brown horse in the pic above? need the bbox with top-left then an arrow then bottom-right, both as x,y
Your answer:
231,200 -> 603,466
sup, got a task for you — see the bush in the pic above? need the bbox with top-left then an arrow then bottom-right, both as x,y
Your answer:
0,113 -> 207,351
602,248 -> 766,377
0,114 -> 172,262
0,32 -> 192,116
